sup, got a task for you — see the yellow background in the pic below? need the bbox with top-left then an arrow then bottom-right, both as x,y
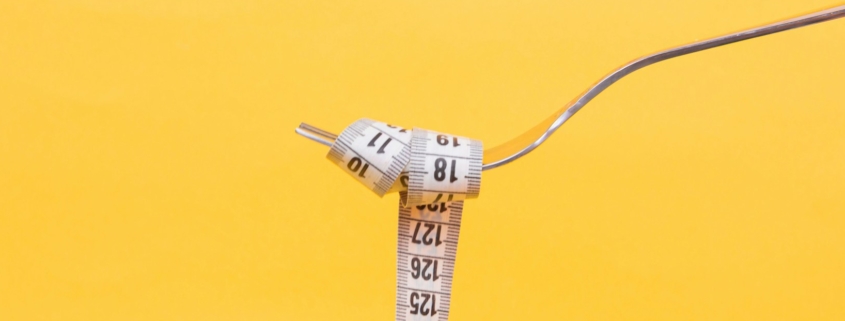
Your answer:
2,0 -> 844,320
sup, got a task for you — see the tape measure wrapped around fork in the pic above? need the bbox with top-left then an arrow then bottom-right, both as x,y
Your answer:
326,118 -> 482,321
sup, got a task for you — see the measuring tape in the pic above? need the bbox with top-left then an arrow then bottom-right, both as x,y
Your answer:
326,119 -> 482,320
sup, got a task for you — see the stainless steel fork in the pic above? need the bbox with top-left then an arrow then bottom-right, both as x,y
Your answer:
296,5 -> 845,171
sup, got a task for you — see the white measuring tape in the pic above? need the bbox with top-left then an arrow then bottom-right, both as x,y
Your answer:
326,119 -> 482,321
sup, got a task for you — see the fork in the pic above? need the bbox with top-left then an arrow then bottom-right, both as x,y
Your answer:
296,5 -> 845,171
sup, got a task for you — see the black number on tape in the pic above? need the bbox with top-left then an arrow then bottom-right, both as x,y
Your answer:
410,257 -> 440,281
434,158 -> 459,183
367,132 -> 391,154
437,135 -> 448,146
416,202 -> 448,213
414,194 -> 453,213
436,134 -> 461,147
410,222 -> 443,246
346,157 -> 370,178
409,292 -> 437,316
433,158 -> 446,181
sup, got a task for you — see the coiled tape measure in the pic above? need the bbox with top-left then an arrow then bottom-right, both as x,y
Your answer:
326,119 -> 482,320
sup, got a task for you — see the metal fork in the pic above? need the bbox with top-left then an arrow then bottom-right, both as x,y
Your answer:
296,5 -> 845,171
